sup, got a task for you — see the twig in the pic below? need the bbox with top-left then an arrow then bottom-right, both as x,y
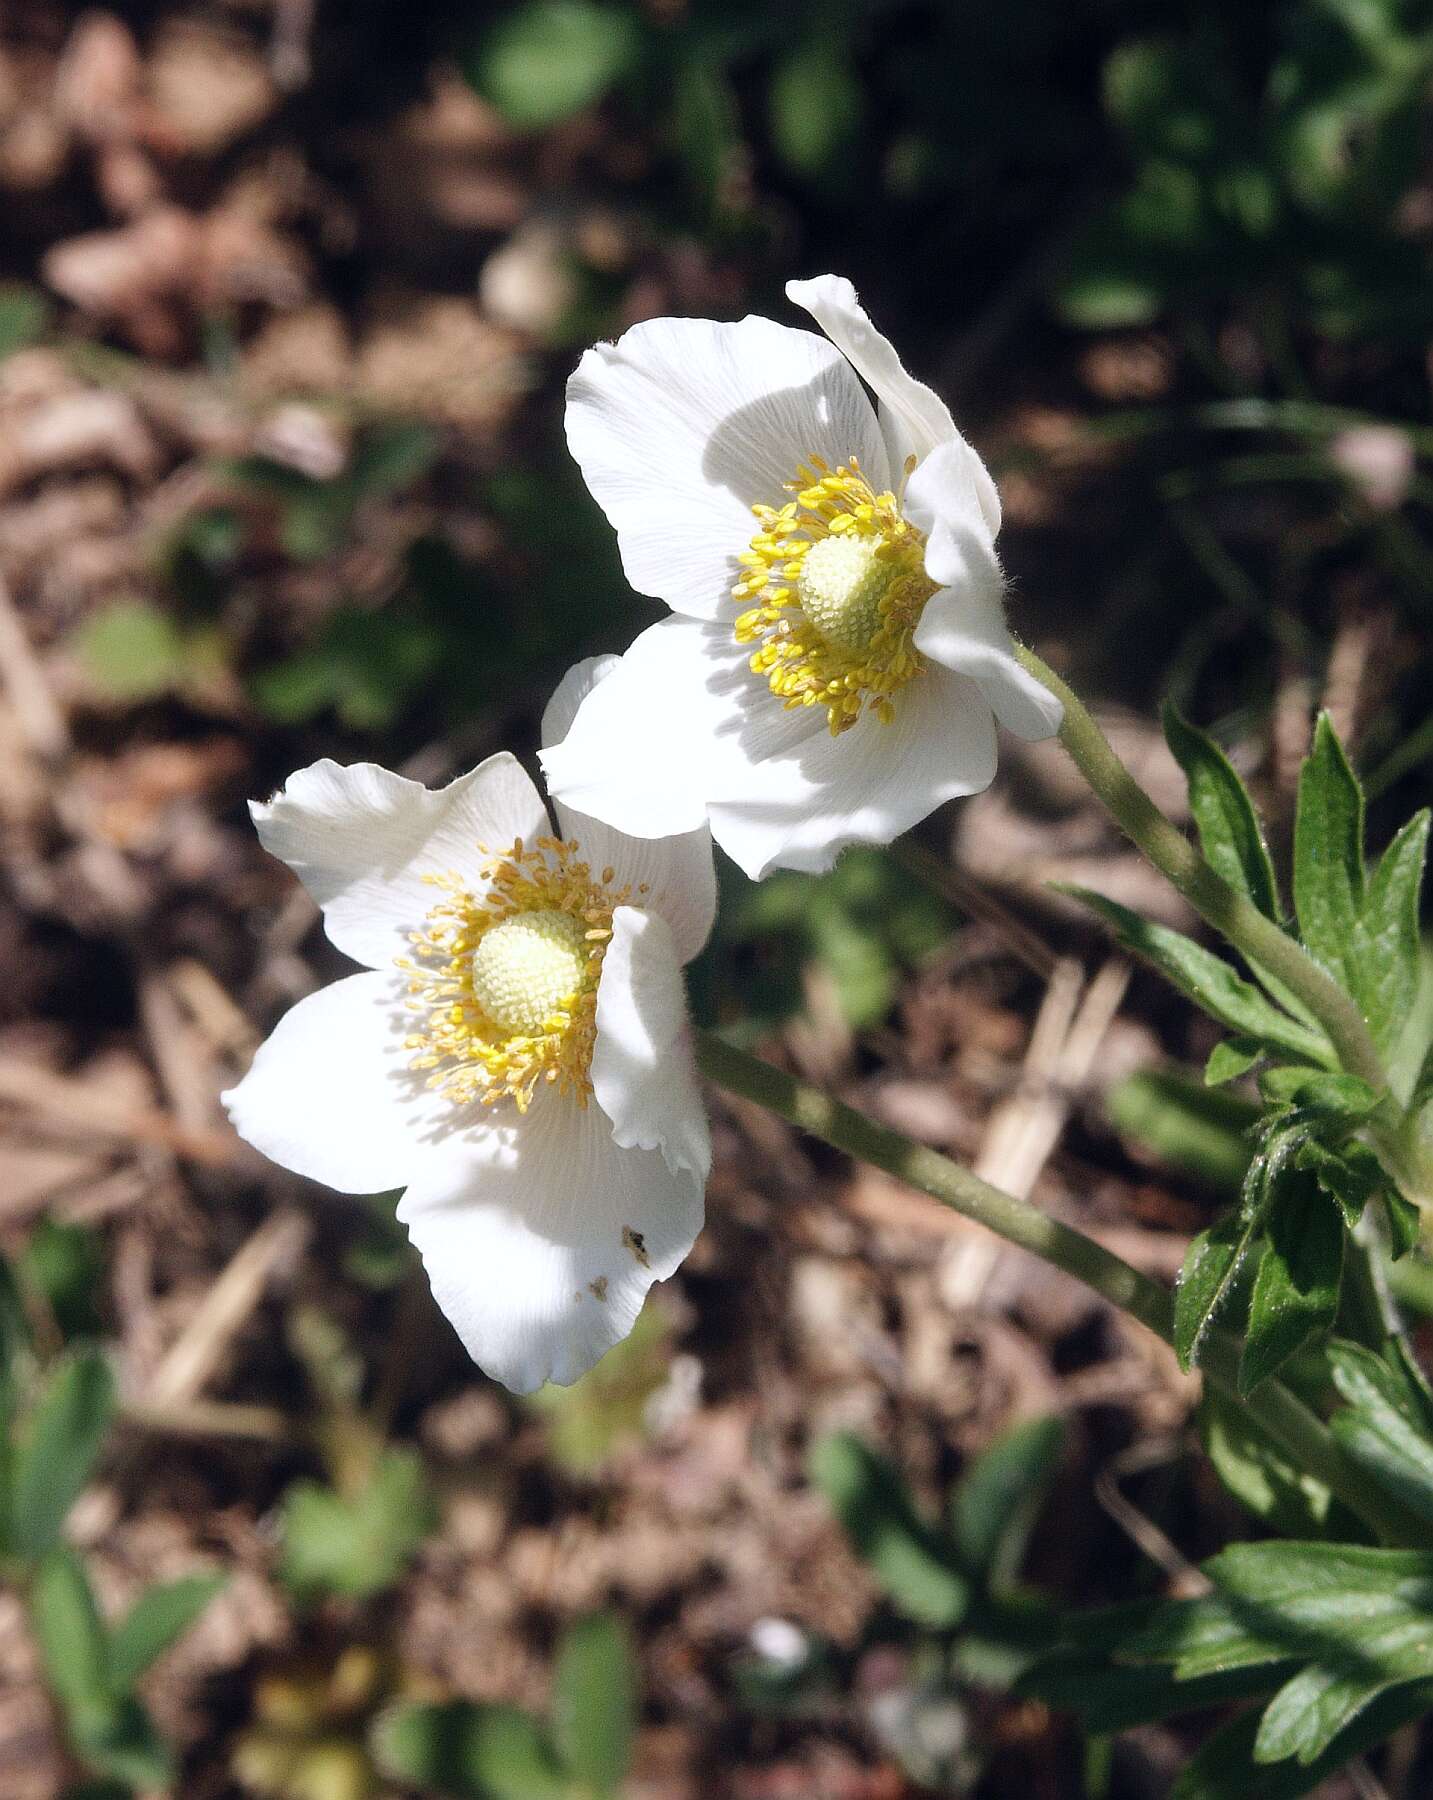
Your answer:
941,957 -> 1130,1308
896,839 -> 1057,980
1095,1436 -> 1209,1593
120,1397 -> 302,1445
0,565 -> 69,761
270,0 -> 317,89
135,961 -> 222,1140
145,1210 -> 310,1408
0,1059 -> 236,1166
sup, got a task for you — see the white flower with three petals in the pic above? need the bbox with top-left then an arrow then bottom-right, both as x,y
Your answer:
541,274 -> 1063,880
223,660 -> 714,1394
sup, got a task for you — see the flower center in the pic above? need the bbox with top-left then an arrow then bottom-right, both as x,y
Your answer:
468,909 -> 589,1035
796,534 -> 895,654
733,455 -> 937,735
397,837 -> 641,1112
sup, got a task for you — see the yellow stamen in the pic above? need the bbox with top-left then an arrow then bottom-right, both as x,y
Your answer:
397,838 -> 638,1113
733,455 -> 936,734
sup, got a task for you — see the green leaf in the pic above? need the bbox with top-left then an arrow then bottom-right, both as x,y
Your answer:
9,1350 -> 115,1558
1024,1647 -> 1284,1735
1205,1036 -> 1264,1085
552,1612 -> 636,1796
107,1574 -> 225,1692
1350,809 -> 1429,1056
1174,1679 -> 1433,1798
1108,1069 -> 1256,1195
252,603 -> 443,731
29,1550 -> 109,1715
1293,714 -> 1365,984
525,1302 -> 670,1473
372,1701 -> 568,1800
67,1697 -> 172,1792
1255,1655 -> 1380,1765
1239,1175 -> 1344,1394
1296,1138 -> 1384,1229
349,421 -> 439,498
0,1250 -> 29,1428
1384,1188 -> 1421,1258
949,1417 -> 1064,1591
20,1220 -> 104,1342
809,1434 -> 968,1629
0,283 -> 50,361
1255,1068 -> 1376,1119
72,602 -> 191,703
464,0 -> 644,129
1030,1544 -> 1433,1787
1174,1213 -> 1257,1371
1162,705 -> 1280,920
1019,1599 -> 1289,1732
1198,1387 -> 1336,1537
278,1447 -> 434,1602
1124,1541 -> 1433,1681
769,42 -> 863,178
1058,887 -> 1331,1066
671,58 -> 740,211
1329,1340 -> 1433,1526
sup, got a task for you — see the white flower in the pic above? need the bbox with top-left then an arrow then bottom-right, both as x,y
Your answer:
540,274 -> 1062,881
223,659 -> 715,1393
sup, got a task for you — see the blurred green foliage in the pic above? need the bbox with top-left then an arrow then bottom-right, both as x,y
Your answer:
1107,1068 -> 1258,1194
805,1420 -> 1068,1789
707,846 -> 953,1034
0,281 -> 50,361
524,1301 -> 673,1474
464,0 -> 644,129
374,1612 -> 638,1799
0,1250 -> 222,1798
279,1447 -> 435,1605
71,599 -> 227,705
1063,2 -> 1433,337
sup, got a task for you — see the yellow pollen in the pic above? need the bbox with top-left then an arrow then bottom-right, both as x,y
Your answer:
733,454 -> 936,734
396,837 -> 637,1114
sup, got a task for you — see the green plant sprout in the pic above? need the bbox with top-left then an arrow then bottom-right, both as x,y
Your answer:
0,1258 -> 223,1798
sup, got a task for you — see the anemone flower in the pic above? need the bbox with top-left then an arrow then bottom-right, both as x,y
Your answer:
541,275 -> 1061,880
225,660 -> 714,1392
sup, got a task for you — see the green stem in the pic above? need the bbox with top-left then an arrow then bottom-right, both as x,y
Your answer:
696,1030 -> 1423,1547
697,1032 -> 1168,1333
1013,644 -> 1388,1093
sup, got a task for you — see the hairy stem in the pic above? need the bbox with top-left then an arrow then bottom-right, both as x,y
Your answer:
697,1030 -> 1423,1546
1012,644 -> 1388,1092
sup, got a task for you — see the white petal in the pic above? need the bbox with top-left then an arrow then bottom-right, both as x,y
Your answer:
397,1093 -> 704,1392
593,907 -> 710,1180
543,654 -> 717,959
540,618 -> 725,840
253,755 -> 550,970
566,313 -> 888,620
903,438 -> 1004,584
914,586 -> 1063,742
541,654 -> 621,750
787,274 -> 1001,537
707,665 -> 998,880
567,810 -> 718,965
223,972 -> 449,1194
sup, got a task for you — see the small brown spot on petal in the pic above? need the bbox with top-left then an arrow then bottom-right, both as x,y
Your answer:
589,1275 -> 608,1302
622,1226 -> 649,1268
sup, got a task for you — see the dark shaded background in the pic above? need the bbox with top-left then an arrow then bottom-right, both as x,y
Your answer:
0,1 -> 1430,1795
